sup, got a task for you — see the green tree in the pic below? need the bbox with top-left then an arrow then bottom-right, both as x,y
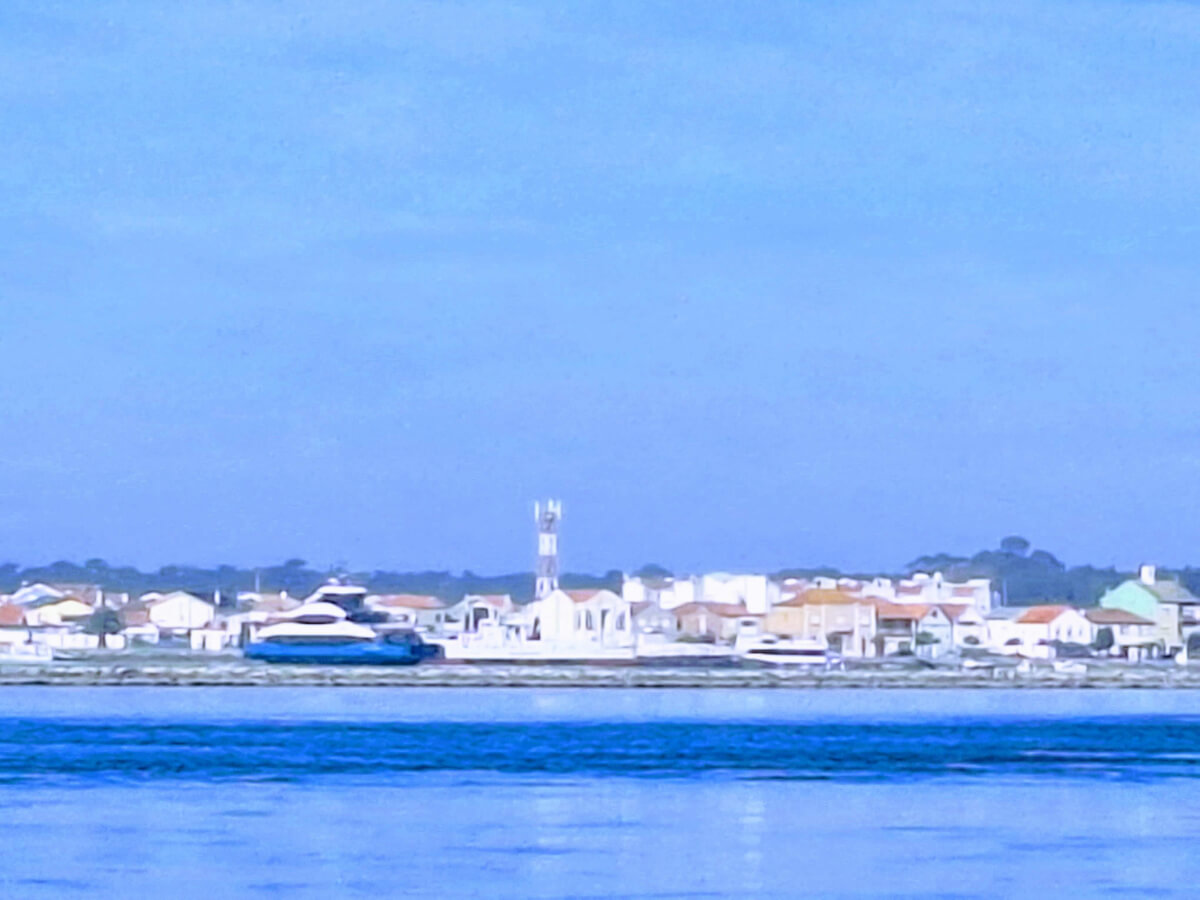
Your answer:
914,631 -> 939,647
635,563 -> 673,579
83,608 -> 122,650
1000,536 -> 1031,557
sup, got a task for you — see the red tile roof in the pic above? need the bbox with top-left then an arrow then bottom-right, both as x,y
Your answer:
0,604 -> 24,627
874,600 -> 930,621
931,607 -> 969,628
1085,608 -> 1154,626
1016,604 -> 1073,625
776,588 -> 864,608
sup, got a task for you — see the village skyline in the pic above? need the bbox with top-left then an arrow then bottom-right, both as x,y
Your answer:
4,534 -> 1199,609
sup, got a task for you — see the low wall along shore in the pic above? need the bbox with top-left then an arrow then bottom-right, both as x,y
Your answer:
3,657 -> 1200,687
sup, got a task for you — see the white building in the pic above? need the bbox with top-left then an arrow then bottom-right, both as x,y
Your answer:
987,605 -> 1092,658
10,583 -> 67,607
429,588 -> 634,661
1084,607 -> 1157,659
510,588 -> 633,651
940,604 -> 988,649
869,572 -> 993,613
623,574 -> 780,614
145,591 -> 216,635
622,576 -> 696,611
23,596 -> 93,628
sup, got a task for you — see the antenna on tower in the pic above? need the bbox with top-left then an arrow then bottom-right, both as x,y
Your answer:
534,499 -> 562,599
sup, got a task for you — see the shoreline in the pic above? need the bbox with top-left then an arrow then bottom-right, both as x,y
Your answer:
3,659 -> 1200,688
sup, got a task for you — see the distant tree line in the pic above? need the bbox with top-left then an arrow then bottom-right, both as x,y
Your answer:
0,558 -> 620,606
0,537 -> 1191,607
902,535 -> 1135,607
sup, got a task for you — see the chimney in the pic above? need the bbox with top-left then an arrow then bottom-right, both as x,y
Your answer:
1140,564 -> 1157,586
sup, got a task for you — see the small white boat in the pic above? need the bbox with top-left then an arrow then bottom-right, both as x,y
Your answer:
736,635 -> 830,665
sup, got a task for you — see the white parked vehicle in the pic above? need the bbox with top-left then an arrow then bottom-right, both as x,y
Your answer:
735,634 -> 831,665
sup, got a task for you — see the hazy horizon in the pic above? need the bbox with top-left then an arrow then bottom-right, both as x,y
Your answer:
4,2 -> 1198,574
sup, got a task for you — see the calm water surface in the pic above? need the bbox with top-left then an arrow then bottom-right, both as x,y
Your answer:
2,687 -> 1200,899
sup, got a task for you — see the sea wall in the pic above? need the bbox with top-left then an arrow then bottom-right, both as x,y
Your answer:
3,659 -> 1200,688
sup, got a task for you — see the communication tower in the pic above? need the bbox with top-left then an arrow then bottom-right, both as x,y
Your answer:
534,499 -> 562,599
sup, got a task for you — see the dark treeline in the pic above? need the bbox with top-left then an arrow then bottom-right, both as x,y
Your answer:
903,535 -> 1200,607
0,537 -> 1191,606
0,559 -> 620,605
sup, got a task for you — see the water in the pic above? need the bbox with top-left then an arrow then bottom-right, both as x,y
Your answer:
3,688 -> 1200,898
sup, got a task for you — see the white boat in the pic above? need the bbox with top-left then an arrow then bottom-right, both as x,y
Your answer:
735,634 -> 831,665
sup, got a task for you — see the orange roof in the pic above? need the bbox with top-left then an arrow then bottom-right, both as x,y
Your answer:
874,600 -> 929,620
776,588 -> 864,608
896,584 -> 925,596
1016,604 -> 1073,625
373,594 -> 445,610
0,604 -> 24,627
951,586 -> 981,598
936,603 -> 970,623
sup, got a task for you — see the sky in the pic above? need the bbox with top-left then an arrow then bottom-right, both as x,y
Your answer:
2,0 -> 1200,575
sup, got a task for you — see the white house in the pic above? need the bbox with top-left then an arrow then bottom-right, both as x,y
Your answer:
10,583 -> 67,607
442,594 -> 513,634
145,591 -> 216,635
622,574 -> 783,614
873,602 -> 954,658
23,596 -> 94,627
697,574 -> 779,615
988,605 -> 1092,658
939,604 -> 989,649
1084,607 -> 1157,659
622,576 -> 696,611
867,573 -> 993,613
522,589 -> 633,649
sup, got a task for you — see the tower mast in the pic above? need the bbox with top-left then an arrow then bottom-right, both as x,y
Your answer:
534,499 -> 562,599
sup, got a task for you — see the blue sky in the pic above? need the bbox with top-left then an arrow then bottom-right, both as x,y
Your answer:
2,1 -> 1200,574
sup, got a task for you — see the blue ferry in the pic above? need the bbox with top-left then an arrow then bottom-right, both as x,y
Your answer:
243,578 -> 438,665
244,630 -> 437,665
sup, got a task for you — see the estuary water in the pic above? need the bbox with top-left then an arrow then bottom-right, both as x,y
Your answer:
2,688 -> 1200,899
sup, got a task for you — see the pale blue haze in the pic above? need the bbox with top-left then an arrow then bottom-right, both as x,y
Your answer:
2,2 -> 1198,572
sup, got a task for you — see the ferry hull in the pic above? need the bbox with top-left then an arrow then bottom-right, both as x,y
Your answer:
243,642 -> 435,665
